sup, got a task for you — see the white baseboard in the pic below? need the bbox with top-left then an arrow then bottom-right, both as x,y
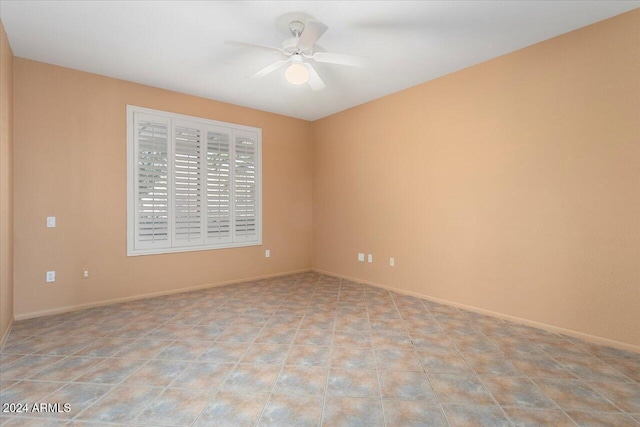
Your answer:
0,317 -> 14,349
313,268 -> 640,354
14,268 -> 312,321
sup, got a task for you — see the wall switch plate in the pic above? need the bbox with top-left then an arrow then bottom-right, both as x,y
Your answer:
47,216 -> 56,228
46,271 -> 56,282
82,269 -> 89,279
368,254 -> 373,263
390,257 -> 395,267
358,253 -> 365,262
265,249 -> 270,258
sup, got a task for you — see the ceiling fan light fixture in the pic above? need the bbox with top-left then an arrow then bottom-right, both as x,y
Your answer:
285,62 -> 309,85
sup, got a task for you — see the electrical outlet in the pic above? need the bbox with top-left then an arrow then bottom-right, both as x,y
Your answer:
47,216 -> 56,228
390,257 -> 395,267
368,254 -> 373,263
82,269 -> 89,279
358,253 -> 365,262
46,271 -> 56,282
265,249 -> 270,258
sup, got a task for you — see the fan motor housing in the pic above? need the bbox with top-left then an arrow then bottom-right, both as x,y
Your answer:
282,37 -> 306,54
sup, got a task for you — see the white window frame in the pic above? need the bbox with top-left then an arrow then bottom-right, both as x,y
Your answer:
127,105 -> 262,256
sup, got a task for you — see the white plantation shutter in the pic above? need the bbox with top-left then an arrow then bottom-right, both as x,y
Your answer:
127,106 -> 261,255
134,113 -> 171,250
233,130 -> 259,242
205,127 -> 232,244
173,121 -> 204,246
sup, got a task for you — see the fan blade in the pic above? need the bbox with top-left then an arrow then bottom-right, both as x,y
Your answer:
304,63 -> 325,91
250,59 -> 290,79
225,40 -> 285,55
311,52 -> 370,67
297,20 -> 328,51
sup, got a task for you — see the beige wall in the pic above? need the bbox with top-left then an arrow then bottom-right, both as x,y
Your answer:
13,59 -> 313,317
0,20 -> 14,343
312,10 -> 640,347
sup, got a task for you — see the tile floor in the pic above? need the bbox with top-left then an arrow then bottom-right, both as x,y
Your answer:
1,272 -> 639,426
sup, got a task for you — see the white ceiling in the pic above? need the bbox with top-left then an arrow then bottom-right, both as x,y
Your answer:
1,1 -> 638,121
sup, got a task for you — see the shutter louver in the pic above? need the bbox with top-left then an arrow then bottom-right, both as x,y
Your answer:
135,114 -> 170,249
173,122 -> 203,246
233,131 -> 259,242
128,106 -> 261,255
206,128 -> 232,243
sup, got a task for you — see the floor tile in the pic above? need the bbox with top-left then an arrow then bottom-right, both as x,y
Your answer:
335,317 -> 371,331
586,380 -> 640,413
154,340 -> 212,361
0,381 -> 63,406
301,316 -> 335,330
274,365 -> 327,395
0,354 -> 24,365
374,348 -> 423,371
503,407 -> 575,426
371,331 -> 412,348
331,347 -> 376,369
510,354 -> 577,379
2,417 -> 67,426
378,370 -> 437,401
294,329 -> 333,346
451,334 -> 503,355
1,336 -> 64,354
123,360 -> 189,387
333,330 -> 372,348
463,352 -> 520,376
411,333 -> 457,353
555,356 -> 635,382
28,356 -> 104,382
534,378 -> 620,412
194,391 -> 268,427
36,336 -> 95,356
223,364 -> 281,392
285,345 -> 331,367
255,328 -> 297,345
170,362 -> 233,389
0,355 -> 64,380
419,351 -> 474,375
264,316 -> 303,329
134,387 -> 210,426
2,273 -> 637,426
442,404 -> 510,427
145,325 -> 196,341
72,338 -> 134,357
481,376 -> 556,408
321,396 -> 384,426
107,321 -> 159,339
75,385 -> 161,423
216,326 -> 262,343
327,368 -> 380,398
199,342 -> 250,363
534,336 -> 592,358
382,400 -> 447,426
30,383 -> 111,419
566,410 -> 640,426
240,343 -> 290,365
112,339 -> 171,360
428,373 -> 494,405
577,341 -> 640,361
258,394 -> 323,426
600,358 -> 640,382
73,357 -> 145,385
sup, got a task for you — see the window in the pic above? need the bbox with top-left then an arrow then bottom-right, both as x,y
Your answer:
127,105 -> 261,256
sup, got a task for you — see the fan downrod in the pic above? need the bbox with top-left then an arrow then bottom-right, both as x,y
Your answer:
289,21 -> 305,37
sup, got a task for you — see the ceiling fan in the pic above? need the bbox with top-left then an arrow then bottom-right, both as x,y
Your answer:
225,19 -> 370,91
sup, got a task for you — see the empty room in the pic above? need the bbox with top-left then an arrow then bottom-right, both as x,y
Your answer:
0,1 -> 639,426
